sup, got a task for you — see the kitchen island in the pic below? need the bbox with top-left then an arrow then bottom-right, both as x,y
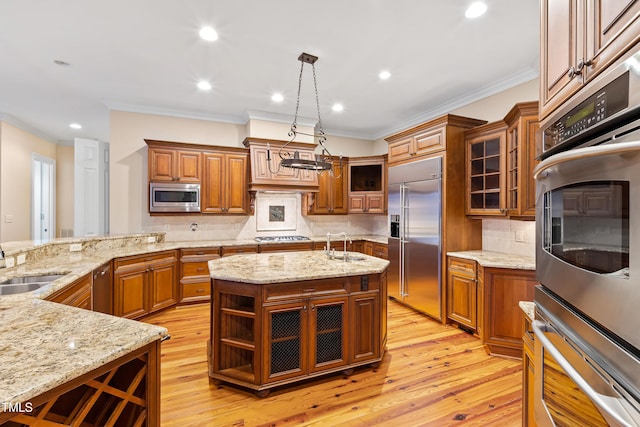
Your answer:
207,250 -> 389,396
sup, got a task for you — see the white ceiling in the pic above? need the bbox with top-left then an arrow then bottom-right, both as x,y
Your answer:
0,0 -> 540,145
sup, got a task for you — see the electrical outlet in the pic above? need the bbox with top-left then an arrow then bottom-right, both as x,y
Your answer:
147,236 -> 156,243
69,243 -> 82,252
515,230 -> 525,242
4,214 -> 13,223
5,257 -> 15,268
16,254 -> 26,265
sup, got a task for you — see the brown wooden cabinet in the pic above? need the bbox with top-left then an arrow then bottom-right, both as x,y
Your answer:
481,268 -> 537,358
259,241 -> 314,252
522,310 -> 536,427
202,149 -> 249,214
446,255 -> 536,358
113,250 -> 178,319
305,157 -> 348,215
505,102 -> 539,219
446,257 -> 477,330
209,272 -> 386,396
465,121 -> 508,216
387,126 -> 446,163
348,156 -> 386,214
46,273 -> 92,310
179,247 -> 220,303
148,144 -> 201,183
363,242 -> 388,259
540,0 -> 640,120
221,245 -> 259,257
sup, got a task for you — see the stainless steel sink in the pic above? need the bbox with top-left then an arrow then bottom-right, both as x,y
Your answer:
331,254 -> 366,261
0,282 -> 51,295
0,274 -> 66,285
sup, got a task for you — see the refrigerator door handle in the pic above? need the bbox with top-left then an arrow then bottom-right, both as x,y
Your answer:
400,184 -> 408,297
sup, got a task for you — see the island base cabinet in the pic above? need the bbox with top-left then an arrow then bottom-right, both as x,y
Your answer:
0,341 -> 160,426
209,273 -> 386,395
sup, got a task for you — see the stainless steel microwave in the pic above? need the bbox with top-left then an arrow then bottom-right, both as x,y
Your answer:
149,182 -> 200,213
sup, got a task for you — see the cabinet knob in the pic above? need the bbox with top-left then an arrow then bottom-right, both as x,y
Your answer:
567,67 -> 576,79
576,58 -> 593,73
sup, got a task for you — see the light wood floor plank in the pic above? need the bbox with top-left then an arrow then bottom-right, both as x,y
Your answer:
144,299 -> 522,426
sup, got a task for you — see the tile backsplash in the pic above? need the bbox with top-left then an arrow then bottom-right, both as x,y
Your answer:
482,218 -> 535,258
145,192 -> 387,242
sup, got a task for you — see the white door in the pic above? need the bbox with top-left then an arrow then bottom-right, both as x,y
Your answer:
32,154 -> 56,241
74,138 -> 109,236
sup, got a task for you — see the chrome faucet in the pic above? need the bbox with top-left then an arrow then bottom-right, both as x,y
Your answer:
326,232 -> 352,260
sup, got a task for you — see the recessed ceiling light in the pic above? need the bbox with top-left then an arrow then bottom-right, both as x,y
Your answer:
332,104 -> 344,112
53,60 -> 70,67
197,81 -> 212,91
465,2 -> 487,18
199,26 -> 218,41
379,70 -> 391,80
69,123 -> 82,129
271,93 -> 284,102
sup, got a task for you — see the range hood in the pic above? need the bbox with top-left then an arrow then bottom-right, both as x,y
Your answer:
243,137 -> 320,193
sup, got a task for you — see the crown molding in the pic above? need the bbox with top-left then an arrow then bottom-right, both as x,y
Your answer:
0,113 -> 58,144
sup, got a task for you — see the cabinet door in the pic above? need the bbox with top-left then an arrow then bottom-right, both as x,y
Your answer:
482,268 -> 537,357
586,0 -> 640,82
540,0 -> 585,119
446,270 -> 477,330
176,151 -> 201,182
348,194 -> 366,213
149,261 -> 177,313
46,274 -> 92,310
309,296 -> 349,373
466,127 -> 507,216
114,268 -> 147,319
523,340 -> 536,427
149,148 -> 177,182
263,301 -> 308,383
366,193 -> 386,214
202,153 -> 225,213
312,160 -> 347,214
506,110 -> 539,218
225,154 -> 249,214
350,293 -> 380,363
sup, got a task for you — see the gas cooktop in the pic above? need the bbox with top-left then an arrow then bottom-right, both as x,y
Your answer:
254,235 -> 311,242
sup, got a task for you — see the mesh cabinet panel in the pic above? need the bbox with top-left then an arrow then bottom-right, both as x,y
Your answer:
270,310 -> 301,374
315,304 -> 343,364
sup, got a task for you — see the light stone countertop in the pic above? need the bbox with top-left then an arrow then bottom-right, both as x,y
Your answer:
446,250 -> 536,270
519,301 -> 535,322
0,298 -> 166,409
209,250 -> 390,284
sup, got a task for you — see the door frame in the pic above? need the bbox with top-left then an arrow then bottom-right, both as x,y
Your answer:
31,153 -> 56,241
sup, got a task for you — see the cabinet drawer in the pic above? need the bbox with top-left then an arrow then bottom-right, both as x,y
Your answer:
448,257 -> 476,276
114,250 -> 177,271
182,261 -> 211,277
372,243 -> 388,259
263,278 -> 349,302
221,245 -> 258,256
182,280 -> 211,299
414,127 -> 445,154
181,247 -> 220,258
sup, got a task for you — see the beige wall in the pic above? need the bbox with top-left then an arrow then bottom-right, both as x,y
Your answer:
0,121 -> 57,242
56,145 -> 74,237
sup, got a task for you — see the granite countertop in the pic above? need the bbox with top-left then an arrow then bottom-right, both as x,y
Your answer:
0,298 -> 166,409
446,250 -> 535,270
209,250 -> 390,284
519,301 -> 535,322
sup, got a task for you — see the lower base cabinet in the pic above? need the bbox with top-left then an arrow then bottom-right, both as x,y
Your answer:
209,272 -> 387,396
446,256 -> 536,357
113,250 -> 178,319
179,247 -> 220,303
522,312 -> 536,426
45,273 -> 92,309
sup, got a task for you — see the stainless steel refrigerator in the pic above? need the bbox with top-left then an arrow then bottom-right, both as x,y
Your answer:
388,156 -> 442,320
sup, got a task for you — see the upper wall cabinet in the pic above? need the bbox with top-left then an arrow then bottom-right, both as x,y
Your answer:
304,157 -> 348,215
504,102 -> 539,219
465,121 -> 508,217
242,137 -> 319,192
540,0 -> 640,120
385,116 -> 486,165
348,156 -> 387,214
202,149 -> 250,214
147,141 -> 202,183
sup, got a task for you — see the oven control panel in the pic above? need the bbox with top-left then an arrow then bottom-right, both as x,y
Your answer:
542,71 -> 629,157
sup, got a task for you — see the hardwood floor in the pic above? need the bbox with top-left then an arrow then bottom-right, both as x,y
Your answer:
144,299 -> 522,426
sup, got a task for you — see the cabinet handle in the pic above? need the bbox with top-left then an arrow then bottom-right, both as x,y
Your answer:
304,305 -> 308,312
311,304 -> 315,311
196,288 -> 205,293
303,288 -> 315,293
149,267 -> 154,272
576,58 -> 593,73
197,251 -> 205,255
196,267 -> 205,272
567,66 -> 576,79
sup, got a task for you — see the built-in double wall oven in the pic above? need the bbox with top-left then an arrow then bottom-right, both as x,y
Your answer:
534,51 -> 640,426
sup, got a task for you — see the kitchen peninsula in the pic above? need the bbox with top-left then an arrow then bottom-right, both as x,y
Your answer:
207,250 -> 389,397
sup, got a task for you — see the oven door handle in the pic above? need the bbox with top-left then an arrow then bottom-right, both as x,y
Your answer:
532,320 -> 638,427
534,140 -> 640,179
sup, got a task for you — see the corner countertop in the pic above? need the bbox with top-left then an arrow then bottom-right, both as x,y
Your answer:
209,250 -> 390,284
0,298 -> 166,409
446,250 -> 535,270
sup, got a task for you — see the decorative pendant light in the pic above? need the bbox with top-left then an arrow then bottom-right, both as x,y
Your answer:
267,52 -> 340,174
